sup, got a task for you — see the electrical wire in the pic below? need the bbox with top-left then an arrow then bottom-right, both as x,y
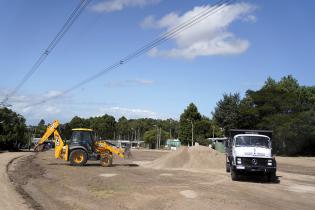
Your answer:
24,0 -> 234,108
1,0 -> 91,106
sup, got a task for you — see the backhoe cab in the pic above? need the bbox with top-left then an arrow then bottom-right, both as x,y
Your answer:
34,120 -> 127,167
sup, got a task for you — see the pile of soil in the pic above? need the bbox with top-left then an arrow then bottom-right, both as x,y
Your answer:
147,145 -> 225,170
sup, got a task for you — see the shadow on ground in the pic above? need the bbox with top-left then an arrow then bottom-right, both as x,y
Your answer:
235,175 -> 281,184
47,163 -> 139,167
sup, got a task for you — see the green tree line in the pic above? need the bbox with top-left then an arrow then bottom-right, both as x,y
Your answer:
59,106 -> 224,148
1,75 -> 314,155
59,116 -> 181,149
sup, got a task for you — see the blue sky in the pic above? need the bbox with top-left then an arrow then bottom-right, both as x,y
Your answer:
0,0 -> 314,125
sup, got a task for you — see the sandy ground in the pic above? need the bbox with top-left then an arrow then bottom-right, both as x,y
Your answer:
0,152 -> 33,210
5,149 -> 315,210
276,156 -> 315,176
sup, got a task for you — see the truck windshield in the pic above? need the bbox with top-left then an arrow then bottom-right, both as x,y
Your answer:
235,136 -> 270,148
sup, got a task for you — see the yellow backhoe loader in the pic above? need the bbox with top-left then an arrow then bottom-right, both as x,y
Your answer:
34,120 -> 129,166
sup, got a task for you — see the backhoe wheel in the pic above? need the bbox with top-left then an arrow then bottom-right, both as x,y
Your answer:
69,149 -> 87,166
100,151 -> 113,167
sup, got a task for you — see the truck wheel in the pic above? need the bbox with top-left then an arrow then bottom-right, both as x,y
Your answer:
267,172 -> 276,182
231,169 -> 239,181
226,163 -> 230,173
69,149 -> 88,166
100,151 -> 113,167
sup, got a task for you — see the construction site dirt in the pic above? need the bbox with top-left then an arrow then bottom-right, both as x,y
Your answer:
7,148 -> 315,210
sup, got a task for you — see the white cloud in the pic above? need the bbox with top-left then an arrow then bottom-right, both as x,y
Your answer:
0,89 -> 160,124
141,15 -> 156,28
99,106 -> 158,119
0,89 -> 70,124
44,106 -> 61,115
45,90 -> 63,98
127,79 -> 154,85
243,14 -> 257,23
142,3 -> 256,59
90,0 -> 160,13
105,79 -> 154,88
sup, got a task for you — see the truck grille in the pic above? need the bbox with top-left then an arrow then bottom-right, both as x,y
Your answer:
241,157 -> 268,167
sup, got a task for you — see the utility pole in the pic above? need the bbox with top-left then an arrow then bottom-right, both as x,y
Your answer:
27,126 -> 32,150
212,125 -> 215,138
186,119 -> 194,146
169,119 -> 172,139
169,127 -> 172,139
154,125 -> 158,149
0,102 -> 12,108
191,120 -> 194,146
159,127 -> 162,149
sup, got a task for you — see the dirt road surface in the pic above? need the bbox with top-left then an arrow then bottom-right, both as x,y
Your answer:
0,152 -> 33,210
7,149 -> 315,210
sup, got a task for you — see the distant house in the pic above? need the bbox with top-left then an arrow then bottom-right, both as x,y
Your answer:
166,139 -> 181,150
208,138 -> 227,153
107,140 -> 145,149
32,137 -> 41,144
32,137 -> 54,144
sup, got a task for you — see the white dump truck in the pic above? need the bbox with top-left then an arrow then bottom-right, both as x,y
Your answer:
225,129 -> 277,181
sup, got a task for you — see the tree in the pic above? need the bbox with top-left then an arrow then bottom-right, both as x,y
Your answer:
69,116 -> 90,128
36,119 -> 46,137
0,108 -> 28,150
212,93 -> 241,133
179,103 -> 202,145
247,76 -> 315,155
116,116 -> 130,140
90,115 -> 116,139
194,117 -> 212,145
238,92 -> 259,129
60,123 -> 72,140
212,75 -> 315,155
143,128 -> 169,149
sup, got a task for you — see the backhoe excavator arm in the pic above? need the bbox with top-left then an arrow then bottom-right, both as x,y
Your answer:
36,120 -> 59,146
34,120 -> 68,161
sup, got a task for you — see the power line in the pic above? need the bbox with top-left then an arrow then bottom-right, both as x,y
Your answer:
25,0 -> 232,107
24,0 -> 234,108
1,0 -> 91,106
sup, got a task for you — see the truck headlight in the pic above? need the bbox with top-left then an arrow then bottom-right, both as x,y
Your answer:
267,159 -> 272,166
237,158 -> 242,165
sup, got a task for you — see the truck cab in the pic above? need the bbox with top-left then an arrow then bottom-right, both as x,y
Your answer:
226,129 -> 277,181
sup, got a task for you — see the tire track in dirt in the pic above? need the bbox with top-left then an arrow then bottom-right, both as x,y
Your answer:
7,153 -> 45,210
0,152 -> 34,210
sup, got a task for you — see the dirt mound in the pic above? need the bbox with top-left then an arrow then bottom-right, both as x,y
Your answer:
147,145 -> 225,170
